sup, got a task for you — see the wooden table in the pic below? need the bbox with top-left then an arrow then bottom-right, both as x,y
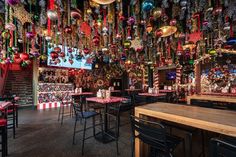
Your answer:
187,94 -> 236,105
135,102 -> 236,157
86,97 -> 127,143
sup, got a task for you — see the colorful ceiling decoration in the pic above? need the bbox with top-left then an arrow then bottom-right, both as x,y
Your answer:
0,0 -> 235,70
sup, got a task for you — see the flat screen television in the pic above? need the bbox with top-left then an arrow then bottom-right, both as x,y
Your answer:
47,45 -> 92,70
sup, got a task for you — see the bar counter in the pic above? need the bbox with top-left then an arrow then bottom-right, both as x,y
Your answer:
135,102 -> 236,157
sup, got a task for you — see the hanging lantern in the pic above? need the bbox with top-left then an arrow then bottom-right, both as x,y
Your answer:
54,47 -> 61,53
142,0 -> 154,12
5,23 -> 16,31
26,32 -> 35,39
153,7 -> 162,19
50,51 -> 58,60
6,0 -> 20,5
116,33 -> 122,40
47,10 -> 58,21
159,26 -> 177,37
20,53 -> 29,61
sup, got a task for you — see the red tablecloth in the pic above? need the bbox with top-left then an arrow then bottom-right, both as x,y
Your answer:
138,93 -> 166,97
159,90 -> 176,93
70,92 -> 94,96
86,97 -> 127,104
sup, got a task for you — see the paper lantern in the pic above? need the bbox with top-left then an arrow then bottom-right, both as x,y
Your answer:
155,29 -> 163,37
142,0 -> 154,12
124,40 -> 131,48
47,10 -> 58,21
159,26 -> 177,37
146,25 -> 153,33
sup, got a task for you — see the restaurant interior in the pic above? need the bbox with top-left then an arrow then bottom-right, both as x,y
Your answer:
0,0 -> 236,157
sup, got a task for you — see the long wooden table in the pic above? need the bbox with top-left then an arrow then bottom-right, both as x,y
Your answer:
135,102 -> 236,157
187,94 -> 236,105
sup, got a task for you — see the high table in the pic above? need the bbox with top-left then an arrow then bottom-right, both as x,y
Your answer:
186,94 -> 236,105
125,89 -> 142,105
70,92 -> 94,110
159,90 -> 176,102
86,96 -> 127,143
138,93 -> 166,103
134,102 -> 236,157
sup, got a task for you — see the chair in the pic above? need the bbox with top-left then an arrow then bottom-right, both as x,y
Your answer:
0,97 -> 16,138
210,137 -> 236,157
72,101 -> 103,156
161,121 -> 198,157
0,118 -> 8,157
57,97 -> 73,125
130,116 -> 185,157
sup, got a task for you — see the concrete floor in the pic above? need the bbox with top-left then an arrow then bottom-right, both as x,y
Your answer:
7,107 -> 213,157
8,108 -> 132,157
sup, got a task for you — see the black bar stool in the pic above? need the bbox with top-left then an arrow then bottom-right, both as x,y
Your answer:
0,118 -> 8,157
210,137 -> 236,157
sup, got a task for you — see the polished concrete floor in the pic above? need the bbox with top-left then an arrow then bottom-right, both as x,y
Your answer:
7,107 -> 214,157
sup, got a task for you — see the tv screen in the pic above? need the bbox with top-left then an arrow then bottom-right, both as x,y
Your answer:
47,45 -> 92,70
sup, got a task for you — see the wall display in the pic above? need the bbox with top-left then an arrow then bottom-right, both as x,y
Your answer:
38,67 -> 69,83
37,83 -> 73,104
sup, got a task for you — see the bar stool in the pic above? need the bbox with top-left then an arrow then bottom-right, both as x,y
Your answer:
210,137 -> 236,157
72,102 -> 103,156
130,116 -> 185,157
58,101 -> 73,125
0,118 -> 8,157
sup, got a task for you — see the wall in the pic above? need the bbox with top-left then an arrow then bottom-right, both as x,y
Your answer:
0,64 -> 9,96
